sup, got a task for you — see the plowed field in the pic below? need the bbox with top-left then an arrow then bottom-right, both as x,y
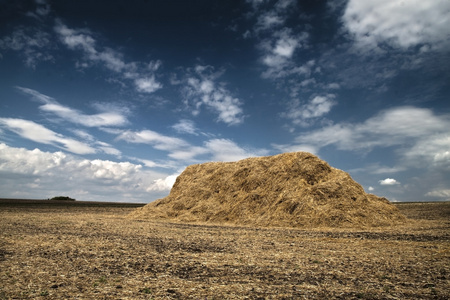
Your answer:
1,200 -> 449,299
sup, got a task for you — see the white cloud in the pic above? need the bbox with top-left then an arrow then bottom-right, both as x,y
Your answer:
147,174 -> 179,192
379,178 -> 400,186
253,0 -> 296,32
205,138 -> 268,162
425,189 -> 450,200
118,128 -> 268,163
281,107 -> 450,177
368,186 -> 375,192
183,65 -> 244,125
256,11 -> 285,32
117,129 -> 189,152
134,76 -> 162,93
172,119 -> 199,135
271,143 -> 318,155
273,35 -> 298,58
0,118 -> 95,155
0,143 -> 171,202
343,0 -> 450,50
327,83 -> 340,90
403,134 -> 450,170
17,86 -> 129,127
41,103 -> 128,127
168,146 -> 209,161
248,1 -> 310,83
54,20 -> 162,93
95,141 -> 122,157
295,106 -> 450,154
259,29 -> 309,79
369,165 -> 406,175
282,94 -> 336,127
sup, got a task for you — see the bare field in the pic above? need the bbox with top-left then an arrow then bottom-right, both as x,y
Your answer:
1,201 -> 449,299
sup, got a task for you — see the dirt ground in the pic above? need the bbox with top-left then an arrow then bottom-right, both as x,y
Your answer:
0,200 -> 449,299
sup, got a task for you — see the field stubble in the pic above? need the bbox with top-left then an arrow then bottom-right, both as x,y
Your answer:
0,201 -> 449,299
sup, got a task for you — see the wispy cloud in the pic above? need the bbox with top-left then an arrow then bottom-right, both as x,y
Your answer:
246,0 -> 310,82
205,138 -> 269,162
172,119 -> 199,135
16,87 -> 129,127
0,27 -> 54,68
182,65 -> 244,125
425,189 -> 450,201
26,0 -> 51,20
117,129 -> 208,161
291,106 -> 450,168
282,94 -> 336,127
117,129 -> 189,152
134,76 -> 162,94
0,118 -> 95,155
116,127 -> 268,163
54,20 -> 162,93
259,29 -> 309,79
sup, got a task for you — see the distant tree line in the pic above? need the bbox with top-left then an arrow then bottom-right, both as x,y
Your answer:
49,196 -> 76,201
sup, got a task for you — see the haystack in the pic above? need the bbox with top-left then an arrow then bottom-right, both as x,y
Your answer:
130,152 -> 406,227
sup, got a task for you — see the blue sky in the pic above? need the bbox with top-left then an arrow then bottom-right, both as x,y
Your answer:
1,0 -> 449,203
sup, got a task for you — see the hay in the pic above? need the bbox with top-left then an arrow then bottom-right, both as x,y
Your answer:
130,152 -> 406,227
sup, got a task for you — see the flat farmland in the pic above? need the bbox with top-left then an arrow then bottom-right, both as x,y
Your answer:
0,200 -> 449,299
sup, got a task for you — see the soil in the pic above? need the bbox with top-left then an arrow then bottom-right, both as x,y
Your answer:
0,200 -> 449,299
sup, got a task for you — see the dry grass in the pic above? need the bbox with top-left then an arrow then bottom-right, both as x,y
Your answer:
130,152 -> 405,228
0,200 -> 449,299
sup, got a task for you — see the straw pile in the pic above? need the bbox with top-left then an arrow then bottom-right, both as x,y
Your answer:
130,152 -> 406,227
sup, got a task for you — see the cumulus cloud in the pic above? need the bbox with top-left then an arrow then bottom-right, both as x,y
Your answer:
182,65 -> 244,125
0,118 -> 95,155
343,0 -> 450,51
54,20 -> 162,93
0,143 -> 171,202
16,86 -> 129,127
147,174 -> 179,192
379,178 -> 400,186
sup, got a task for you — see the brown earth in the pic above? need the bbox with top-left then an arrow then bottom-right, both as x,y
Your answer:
130,152 -> 406,228
0,200 -> 449,299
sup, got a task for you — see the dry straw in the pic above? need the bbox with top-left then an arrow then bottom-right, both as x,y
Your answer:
130,152 -> 406,228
